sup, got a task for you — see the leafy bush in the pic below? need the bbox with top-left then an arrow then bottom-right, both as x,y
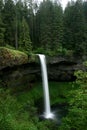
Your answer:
0,89 -> 17,130
59,68 -> 87,130
5,44 -> 15,50
34,47 -> 46,54
0,86 -> 59,130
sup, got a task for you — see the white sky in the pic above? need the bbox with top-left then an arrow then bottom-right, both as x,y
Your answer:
61,0 -> 85,9
61,0 -> 76,9
36,0 -> 77,9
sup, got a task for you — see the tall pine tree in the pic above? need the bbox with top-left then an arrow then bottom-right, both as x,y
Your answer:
3,0 -> 16,46
0,15 -> 5,46
63,1 -> 75,50
63,0 -> 87,55
72,0 -> 87,55
36,0 -> 54,51
52,1 -> 63,51
19,17 -> 32,53
0,0 -> 5,46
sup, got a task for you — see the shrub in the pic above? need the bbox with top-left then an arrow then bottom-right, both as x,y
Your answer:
59,68 -> 87,130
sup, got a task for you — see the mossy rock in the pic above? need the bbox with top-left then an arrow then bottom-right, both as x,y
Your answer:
0,47 -> 28,69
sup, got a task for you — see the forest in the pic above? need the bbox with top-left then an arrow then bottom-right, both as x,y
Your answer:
0,0 -> 87,130
0,0 -> 87,56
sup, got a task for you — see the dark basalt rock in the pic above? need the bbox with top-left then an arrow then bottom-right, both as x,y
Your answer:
0,62 -> 40,92
47,55 -> 86,81
0,55 -> 86,90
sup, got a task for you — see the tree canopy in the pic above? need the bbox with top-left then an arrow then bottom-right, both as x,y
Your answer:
0,0 -> 87,56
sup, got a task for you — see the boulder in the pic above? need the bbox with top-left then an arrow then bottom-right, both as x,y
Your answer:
0,47 -> 28,70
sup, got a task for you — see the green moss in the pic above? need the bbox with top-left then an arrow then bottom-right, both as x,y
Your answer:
0,47 -> 28,68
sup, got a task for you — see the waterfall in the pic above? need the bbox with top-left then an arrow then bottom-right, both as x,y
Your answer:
38,54 -> 54,119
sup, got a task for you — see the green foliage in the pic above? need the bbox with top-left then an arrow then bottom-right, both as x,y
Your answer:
0,82 -> 69,130
56,46 -> 71,56
0,88 -> 37,129
0,81 -> 76,130
34,46 -> 73,56
52,2 -> 63,50
0,12 -> 5,46
0,47 -> 28,59
19,17 -> 32,54
34,47 -> 45,54
0,88 -> 19,130
83,60 -> 87,66
36,0 -> 63,52
0,47 -> 28,68
59,66 -> 87,130
1,79 -> 86,130
0,0 -> 87,56
0,0 -> 5,46
74,70 -> 87,85
2,0 -> 16,46
59,89 -> 87,130
63,0 -> 87,55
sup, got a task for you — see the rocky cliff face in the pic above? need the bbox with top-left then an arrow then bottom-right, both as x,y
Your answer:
0,55 -> 86,91
47,59 -> 82,81
0,47 -> 36,91
0,47 -> 86,92
0,47 -> 28,70
0,63 -> 39,92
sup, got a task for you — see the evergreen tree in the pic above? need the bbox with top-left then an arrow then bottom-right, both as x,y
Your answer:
36,0 -> 63,53
15,0 -> 24,49
83,1 -> 87,43
63,1 -> 75,50
0,0 -> 3,12
19,17 -> 32,53
0,0 -> 5,46
16,0 -> 34,51
36,0 -> 54,51
3,0 -> 16,46
16,0 -> 24,22
83,1 -> 87,22
52,1 -> 63,50
63,0 -> 87,55
73,0 -> 87,55
28,0 -> 35,45
0,14 -> 5,46
35,6 -> 41,47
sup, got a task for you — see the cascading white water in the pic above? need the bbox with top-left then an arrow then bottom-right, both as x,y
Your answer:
38,54 -> 54,119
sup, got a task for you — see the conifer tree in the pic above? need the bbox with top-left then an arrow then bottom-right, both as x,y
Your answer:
3,0 -> 16,46
83,1 -> 87,22
0,0 -> 5,46
72,0 -> 87,55
63,0 -> 87,55
0,0 -> 3,11
19,17 -> 32,53
63,1 -> 75,50
36,0 -> 63,53
15,0 -> 24,49
0,14 -> 5,46
36,0 -> 54,51
28,0 -> 35,45
52,1 -> 63,50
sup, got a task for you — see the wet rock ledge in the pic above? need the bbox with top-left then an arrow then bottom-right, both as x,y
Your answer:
0,47 -> 38,91
0,47 -> 28,70
0,47 -> 86,90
